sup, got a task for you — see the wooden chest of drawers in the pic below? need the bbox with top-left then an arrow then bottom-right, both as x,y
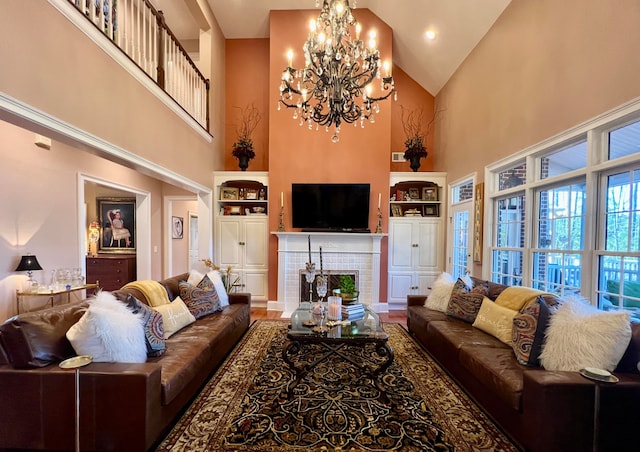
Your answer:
86,255 -> 136,291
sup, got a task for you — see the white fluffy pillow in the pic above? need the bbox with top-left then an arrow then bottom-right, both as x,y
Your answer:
540,296 -> 632,371
66,291 -> 147,363
188,269 -> 229,307
425,272 -> 455,312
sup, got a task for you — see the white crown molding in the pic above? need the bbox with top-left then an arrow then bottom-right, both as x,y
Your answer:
48,0 -> 212,143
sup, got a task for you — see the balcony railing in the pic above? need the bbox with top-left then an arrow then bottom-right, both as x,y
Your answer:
69,0 -> 209,130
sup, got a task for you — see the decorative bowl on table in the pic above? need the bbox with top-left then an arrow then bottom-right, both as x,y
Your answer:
252,206 -> 266,214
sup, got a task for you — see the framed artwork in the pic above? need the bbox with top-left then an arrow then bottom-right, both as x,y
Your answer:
246,190 -> 258,200
172,216 -> 184,239
391,204 -> 403,217
473,183 -> 484,263
409,188 -> 420,199
423,187 -> 438,201
395,189 -> 406,202
97,198 -> 136,253
423,204 -> 439,217
221,187 -> 239,200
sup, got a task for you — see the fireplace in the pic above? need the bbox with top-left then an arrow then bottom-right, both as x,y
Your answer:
271,232 -> 386,315
299,270 -> 358,302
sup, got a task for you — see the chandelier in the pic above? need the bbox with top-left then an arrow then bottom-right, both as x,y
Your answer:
278,0 -> 396,142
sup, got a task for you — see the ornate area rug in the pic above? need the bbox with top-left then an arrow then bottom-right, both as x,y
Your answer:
156,321 -> 519,451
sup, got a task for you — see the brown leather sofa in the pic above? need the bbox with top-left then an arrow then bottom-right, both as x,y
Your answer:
0,273 -> 251,451
407,287 -> 640,452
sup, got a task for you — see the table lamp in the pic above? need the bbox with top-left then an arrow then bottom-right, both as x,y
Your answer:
15,254 -> 43,293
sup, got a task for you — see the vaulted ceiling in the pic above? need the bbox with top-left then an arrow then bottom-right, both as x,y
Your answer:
152,0 -> 512,95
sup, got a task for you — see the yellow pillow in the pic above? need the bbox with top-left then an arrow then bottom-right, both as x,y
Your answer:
153,297 -> 196,339
494,286 -> 543,311
472,297 -> 517,345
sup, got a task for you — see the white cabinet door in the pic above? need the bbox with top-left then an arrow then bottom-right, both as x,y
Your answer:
388,273 -> 414,301
416,219 -> 442,272
243,219 -> 268,269
389,220 -> 414,272
241,270 -> 268,299
216,218 -> 242,268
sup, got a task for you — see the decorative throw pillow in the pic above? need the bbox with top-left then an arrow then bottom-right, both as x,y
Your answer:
179,277 -> 221,319
495,286 -> 545,311
153,297 -> 196,339
446,279 -> 488,323
512,296 -> 554,366
425,272 -> 455,312
473,297 -> 517,345
540,296 -> 632,371
112,291 -> 165,357
66,291 -> 147,363
188,269 -> 229,307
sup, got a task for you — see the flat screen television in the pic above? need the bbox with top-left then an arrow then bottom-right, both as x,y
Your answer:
291,183 -> 371,232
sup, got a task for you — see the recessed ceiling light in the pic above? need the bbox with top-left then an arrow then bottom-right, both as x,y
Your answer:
425,30 -> 436,40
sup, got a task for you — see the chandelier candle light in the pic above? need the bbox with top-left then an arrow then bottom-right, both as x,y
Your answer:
279,0 -> 396,142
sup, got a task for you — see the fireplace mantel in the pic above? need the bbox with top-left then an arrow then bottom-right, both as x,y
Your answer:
270,232 -> 387,316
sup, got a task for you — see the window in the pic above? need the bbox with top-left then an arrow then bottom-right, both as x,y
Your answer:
485,100 -> 640,314
492,194 -> 525,286
597,168 -> 640,319
448,178 -> 474,279
498,163 -> 526,191
540,141 -> 587,179
532,181 -> 586,295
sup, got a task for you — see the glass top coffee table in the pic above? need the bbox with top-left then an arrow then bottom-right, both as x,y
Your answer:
283,302 -> 394,403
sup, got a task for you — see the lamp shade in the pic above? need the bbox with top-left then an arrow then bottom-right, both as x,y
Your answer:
15,255 -> 43,272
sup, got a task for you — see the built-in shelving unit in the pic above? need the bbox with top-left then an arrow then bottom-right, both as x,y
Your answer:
213,172 -> 269,302
388,172 -> 447,307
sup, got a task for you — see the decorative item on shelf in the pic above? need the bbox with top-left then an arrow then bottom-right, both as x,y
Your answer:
338,274 -> 358,304
231,103 -> 261,171
376,208 -> 383,233
278,0 -> 396,143
88,221 -> 100,257
202,258 -> 240,293
15,254 -> 43,293
400,105 -> 429,172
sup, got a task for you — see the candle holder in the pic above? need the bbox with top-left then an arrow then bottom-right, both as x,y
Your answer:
375,207 -> 383,233
316,274 -> 328,303
304,262 -> 316,304
278,207 -> 285,232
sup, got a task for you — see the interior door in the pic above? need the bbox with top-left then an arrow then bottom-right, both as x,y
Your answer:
188,212 -> 199,271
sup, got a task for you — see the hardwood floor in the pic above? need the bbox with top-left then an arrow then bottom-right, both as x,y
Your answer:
251,307 -> 407,327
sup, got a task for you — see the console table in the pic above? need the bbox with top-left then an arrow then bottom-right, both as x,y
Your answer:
16,283 -> 100,314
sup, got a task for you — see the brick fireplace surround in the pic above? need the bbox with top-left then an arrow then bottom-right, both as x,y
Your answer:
271,232 -> 387,316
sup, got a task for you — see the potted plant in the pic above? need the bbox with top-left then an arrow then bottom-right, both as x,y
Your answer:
401,106 -> 429,172
338,275 -> 359,304
232,103 -> 261,171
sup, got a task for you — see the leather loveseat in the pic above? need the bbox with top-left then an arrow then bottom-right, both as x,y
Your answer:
407,278 -> 640,452
0,273 -> 250,451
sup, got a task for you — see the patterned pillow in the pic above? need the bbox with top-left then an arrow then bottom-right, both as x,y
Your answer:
179,277 -> 221,319
446,279 -> 488,323
112,291 -> 166,357
511,296 -> 553,366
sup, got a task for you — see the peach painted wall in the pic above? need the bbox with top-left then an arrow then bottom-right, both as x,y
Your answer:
225,39 -> 270,171
435,0 -> 640,182
267,9 -> 394,302
222,9 -> 436,303
390,66 -> 436,173
0,0 -> 221,188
